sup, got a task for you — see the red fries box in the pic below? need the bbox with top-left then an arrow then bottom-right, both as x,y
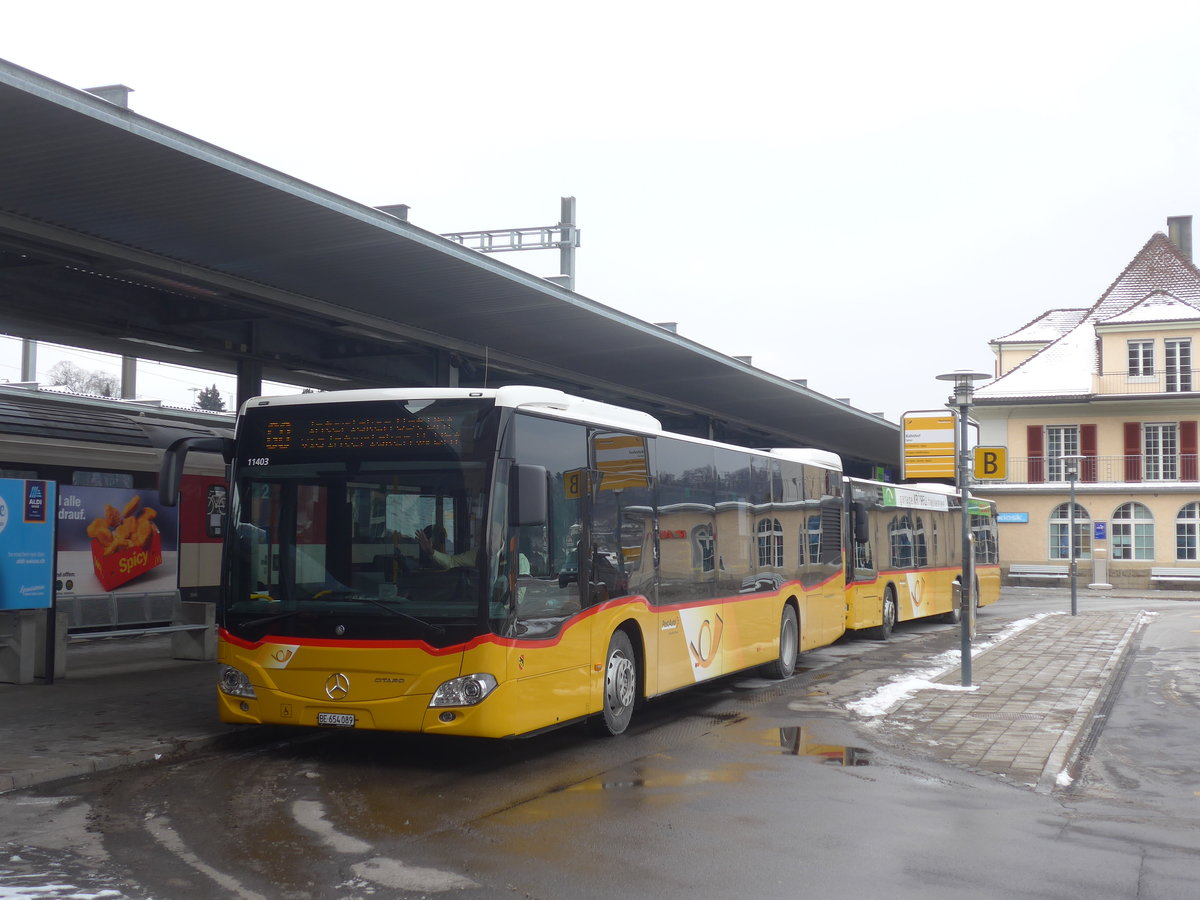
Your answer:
91,530 -> 163,591
85,495 -> 164,591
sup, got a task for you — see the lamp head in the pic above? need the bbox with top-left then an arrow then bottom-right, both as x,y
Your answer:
936,370 -> 991,405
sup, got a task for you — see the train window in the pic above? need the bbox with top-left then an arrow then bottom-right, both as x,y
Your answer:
73,470 -> 135,489
1,467 -> 38,479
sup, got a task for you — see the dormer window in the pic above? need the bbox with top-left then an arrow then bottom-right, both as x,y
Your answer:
1127,340 -> 1154,377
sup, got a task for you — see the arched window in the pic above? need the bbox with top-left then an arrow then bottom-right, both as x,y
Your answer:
890,514 -> 914,568
914,516 -> 928,567
971,511 -> 998,565
692,524 -> 715,573
1049,502 -> 1091,560
1175,502 -> 1200,561
1111,502 -> 1154,560
757,517 -> 783,567
805,514 -> 821,566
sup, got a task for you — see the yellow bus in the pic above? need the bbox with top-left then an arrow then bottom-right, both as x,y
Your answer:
843,479 -> 1000,639
161,386 -> 849,738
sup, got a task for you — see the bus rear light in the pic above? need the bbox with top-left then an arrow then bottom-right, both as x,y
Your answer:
430,673 -> 497,707
219,665 -> 256,699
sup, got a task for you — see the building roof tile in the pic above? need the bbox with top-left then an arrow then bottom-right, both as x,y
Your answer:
977,231 -> 1200,401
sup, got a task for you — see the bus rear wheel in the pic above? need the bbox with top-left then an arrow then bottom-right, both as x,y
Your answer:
590,630 -> 637,736
760,604 -> 799,679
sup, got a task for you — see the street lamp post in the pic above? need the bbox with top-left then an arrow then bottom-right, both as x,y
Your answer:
936,370 -> 990,687
1063,454 -> 1083,616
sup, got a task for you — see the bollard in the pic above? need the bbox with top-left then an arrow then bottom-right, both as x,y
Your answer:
1089,547 -> 1113,590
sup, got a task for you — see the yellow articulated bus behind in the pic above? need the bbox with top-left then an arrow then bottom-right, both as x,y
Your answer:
843,479 -> 999,640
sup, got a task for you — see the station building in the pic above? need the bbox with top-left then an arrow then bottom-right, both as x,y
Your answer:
975,218 -> 1200,590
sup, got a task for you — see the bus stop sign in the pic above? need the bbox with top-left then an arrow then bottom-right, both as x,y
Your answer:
973,446 -> 1007,480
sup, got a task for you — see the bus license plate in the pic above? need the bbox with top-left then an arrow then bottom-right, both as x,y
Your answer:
317,713 -> 356,728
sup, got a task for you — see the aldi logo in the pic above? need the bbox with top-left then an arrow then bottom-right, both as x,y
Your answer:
24,480 -> 48,523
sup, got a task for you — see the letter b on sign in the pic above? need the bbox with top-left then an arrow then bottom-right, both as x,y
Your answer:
973,447 -> 1007,480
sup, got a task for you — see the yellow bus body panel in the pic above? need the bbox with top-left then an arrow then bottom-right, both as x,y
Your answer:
846,564 -> 1003,631
216,575 -> 847,739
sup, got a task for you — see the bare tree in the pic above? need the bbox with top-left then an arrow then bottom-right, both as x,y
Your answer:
48,360 -> 118,397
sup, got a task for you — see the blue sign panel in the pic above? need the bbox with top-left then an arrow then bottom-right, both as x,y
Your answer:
1094,521 -> 1107,540
0,478 -> 57,610
996,512 -> 1029,523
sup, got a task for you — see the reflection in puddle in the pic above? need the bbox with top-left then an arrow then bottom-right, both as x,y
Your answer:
570,763 -> 752,793
775,727 -> 872,766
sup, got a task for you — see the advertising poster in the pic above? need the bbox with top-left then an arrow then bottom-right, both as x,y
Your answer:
0,478 -> 57,610
55,486 -> 179,596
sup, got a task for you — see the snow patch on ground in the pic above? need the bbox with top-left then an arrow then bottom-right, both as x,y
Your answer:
846,613 -> 1058,717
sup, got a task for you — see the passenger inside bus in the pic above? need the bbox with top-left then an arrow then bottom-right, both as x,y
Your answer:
414,524 -> 475,569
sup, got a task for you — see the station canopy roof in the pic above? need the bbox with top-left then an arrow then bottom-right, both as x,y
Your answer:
0,58 -> 899,469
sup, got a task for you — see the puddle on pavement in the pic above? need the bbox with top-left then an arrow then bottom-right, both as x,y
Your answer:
772,726 -> 872,766
567,760 -> 755,793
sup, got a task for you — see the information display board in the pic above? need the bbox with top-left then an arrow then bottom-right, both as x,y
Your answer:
901,411 -> 956,480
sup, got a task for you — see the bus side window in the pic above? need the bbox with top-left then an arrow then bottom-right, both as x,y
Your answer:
506,414 -> 588,632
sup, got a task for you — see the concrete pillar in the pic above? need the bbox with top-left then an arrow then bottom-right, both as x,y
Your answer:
0,610 -> 41,684
171,600 -> 216,660
34,608 -> 68,680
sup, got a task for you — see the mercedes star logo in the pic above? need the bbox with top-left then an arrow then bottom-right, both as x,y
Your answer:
325,672 -> 350,701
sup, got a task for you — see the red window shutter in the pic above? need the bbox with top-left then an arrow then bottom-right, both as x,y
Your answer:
1027,426 -> 1044,483
1124,422 -> 1142,482
1080,425 -> 1098,482
1182,421 -> 1198,481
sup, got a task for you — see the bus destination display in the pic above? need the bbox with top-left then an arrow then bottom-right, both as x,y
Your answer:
263,415 -> 463,453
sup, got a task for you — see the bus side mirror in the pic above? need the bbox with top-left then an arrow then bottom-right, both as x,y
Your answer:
509,463 -> 547,526
159,436 -> 235,507
853,501 -> 870,544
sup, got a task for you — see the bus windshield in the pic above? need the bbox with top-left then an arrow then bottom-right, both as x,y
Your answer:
222,398 -> 500,646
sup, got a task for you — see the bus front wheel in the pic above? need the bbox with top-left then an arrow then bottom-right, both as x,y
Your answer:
590,630 -> 637,736
865,587 -> 896,640
761,604 -> 799,679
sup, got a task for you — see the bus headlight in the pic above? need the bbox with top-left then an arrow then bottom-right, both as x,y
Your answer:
430,673 -> 498,707
219,665 -> 256,699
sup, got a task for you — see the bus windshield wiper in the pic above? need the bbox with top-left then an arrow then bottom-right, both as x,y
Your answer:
240,598 -> 445,638
355,594 -> 447,637
240,608 -> 310,631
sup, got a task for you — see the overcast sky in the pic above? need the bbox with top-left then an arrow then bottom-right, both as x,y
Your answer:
4,1 -> 1200,422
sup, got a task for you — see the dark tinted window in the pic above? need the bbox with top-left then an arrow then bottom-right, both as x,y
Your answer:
656,437 -> 716,601
499,414 -> 588,638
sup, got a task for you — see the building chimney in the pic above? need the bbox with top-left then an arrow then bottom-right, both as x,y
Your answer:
1168,215 -> 1193,260
85,84 -> 133,108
